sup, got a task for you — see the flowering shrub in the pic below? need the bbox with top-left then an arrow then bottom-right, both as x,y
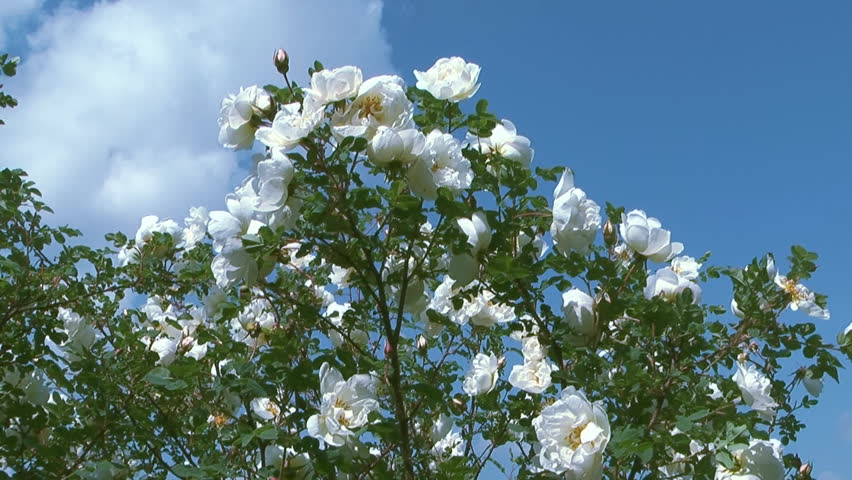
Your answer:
0,50 -> 848,479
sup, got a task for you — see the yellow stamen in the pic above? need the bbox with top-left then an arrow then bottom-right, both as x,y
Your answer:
357,96 -> 383,120
213,414 -> 228,427
564,422 -> 589,450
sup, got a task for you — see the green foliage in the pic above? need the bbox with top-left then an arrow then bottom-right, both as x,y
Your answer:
0,54 -> 844,480
0,53 -> 19,125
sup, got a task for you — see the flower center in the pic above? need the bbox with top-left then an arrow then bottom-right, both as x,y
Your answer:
265,402 -> 280,417
564,422 -> 589,450
614,247 -> 632,263
357,95 -> 383,120
213,414 -> 228,427
782,279 -> 806,301
337,413 -> 351,427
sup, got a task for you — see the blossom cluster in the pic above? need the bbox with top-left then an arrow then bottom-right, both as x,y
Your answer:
11,51 -> 841,479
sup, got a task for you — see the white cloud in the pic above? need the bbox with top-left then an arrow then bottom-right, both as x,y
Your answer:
0,0 -> 393,238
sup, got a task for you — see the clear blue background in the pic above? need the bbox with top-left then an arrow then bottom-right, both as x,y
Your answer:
381,1 -> 851,477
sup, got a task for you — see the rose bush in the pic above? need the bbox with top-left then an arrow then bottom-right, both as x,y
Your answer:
0,51 -> 848,480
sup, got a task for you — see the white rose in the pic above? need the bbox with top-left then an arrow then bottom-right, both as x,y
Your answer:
325,302 -> 368,348
250,397 -> 281,421
231,297 -> 276,348
367,127 -> 426,166
533,386 -> 610,477
430,413 -> 453,443
331,75 -> 414,139
715,439 -> 784,480
431,430 -> 463,462
562,288 -> 596,345
461,289 -> 515,327
218,85 -> 272,150
329,265 -> 354,289
252,150 -> 295,213
181,206 -> 209,250
457,211 -> 491,256
208,190 -> 265,251
414,56 -> 481,102
732,361 -> 778,419
306,65 -> 362,104
429,414 -> 463,462
516,230 -> 548,259
508,359 -> 553,394
264,446 -> 312,477
670,256 -> 702,280
611,242 -> 634,268
774,274 -> 830,320
211,242 -> 257,289
428,276 -> 458,316
256,101 -> 323,152
644,267 -> 702,305
119,215 -> 182,266
135,215 -> 182,247
57,308 -> 97,353
620,209 -> 683,262
462,352 -> 500,396
550,170 -> 601,255
306,363 -> 379,447
467,119 -> 534,168
150,336 -> 179,366
521,335 -> 546,362
659,433 -> 708,480
407,129 -> 473,200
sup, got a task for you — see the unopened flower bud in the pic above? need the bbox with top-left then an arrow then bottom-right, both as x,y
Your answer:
384,339 -> 392,356
497,356 -> 507,369
765,253 -> 777,279
416,335 -> 427,354
603,220 -> 617,247
273,48 -> 289,76
799,463 -> 812,478
451,397 -> 465,412
737,352 -> 748,363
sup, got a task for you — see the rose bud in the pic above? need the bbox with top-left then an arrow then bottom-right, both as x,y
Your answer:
273,48 -> 289,75
603,220 -> 617,247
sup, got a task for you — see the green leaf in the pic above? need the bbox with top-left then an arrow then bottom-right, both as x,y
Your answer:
144,366 -> 173,386
715,450 -> 735,469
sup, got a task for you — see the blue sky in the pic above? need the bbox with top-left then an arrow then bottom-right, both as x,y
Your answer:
1,1 -> 850,477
